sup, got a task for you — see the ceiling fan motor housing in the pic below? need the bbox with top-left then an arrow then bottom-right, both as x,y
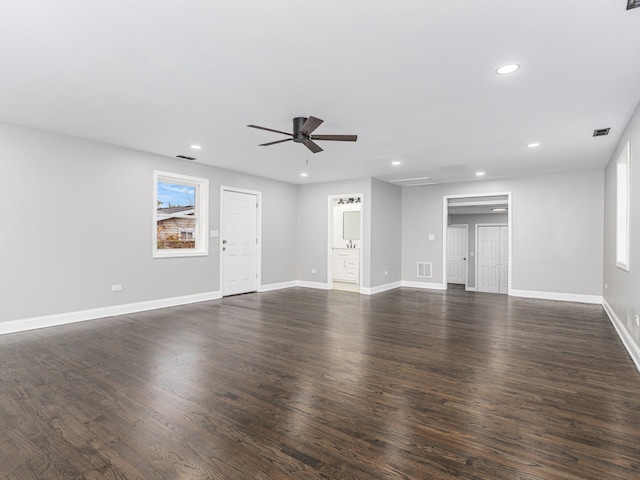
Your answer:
292,116 -> 308,143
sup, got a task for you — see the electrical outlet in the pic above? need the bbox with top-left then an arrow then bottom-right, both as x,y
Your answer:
111,284 -> 122,292
311,269 -> 317,274
384,270 -> 389,276
605,283 -> 608,290
635,315 -> 639,327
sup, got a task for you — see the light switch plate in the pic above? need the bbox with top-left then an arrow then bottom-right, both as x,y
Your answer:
428,234 -> 435,241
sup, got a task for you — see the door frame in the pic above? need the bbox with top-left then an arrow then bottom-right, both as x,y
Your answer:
220,186 -> 262,296
475,223 -> 508,294
327,193 -> 364,292
442,192 -> 512,295
446,224 -> 468,288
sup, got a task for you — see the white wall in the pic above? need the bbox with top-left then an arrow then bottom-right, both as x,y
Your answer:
603,101 -> 640,360
332,201 -> 361,248
0,122 -> 298,324
402,170 -> 604,299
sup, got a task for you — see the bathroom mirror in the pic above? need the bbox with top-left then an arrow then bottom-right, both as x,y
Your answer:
343,211 -> 361,240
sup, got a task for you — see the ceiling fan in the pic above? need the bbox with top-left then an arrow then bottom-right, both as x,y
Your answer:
247,116 -> 357,153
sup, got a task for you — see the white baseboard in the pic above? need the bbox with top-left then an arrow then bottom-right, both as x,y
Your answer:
401,281 -> 447,290
297,280 -> 330,290
0,291 -> 222,336
361,281 -> 402,295
509,289 -> 603,305
465,287 -> 477,292
602,299 -> 640,374
259,281 -> 298,292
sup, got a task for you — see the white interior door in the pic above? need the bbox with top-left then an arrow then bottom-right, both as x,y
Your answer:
478,226 -> 500,293
447,226 -> 467,285
222,190 -> 257,296
499,226 -> 508,294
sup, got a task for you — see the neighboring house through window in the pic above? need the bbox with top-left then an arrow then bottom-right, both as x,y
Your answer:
154,171 -> 209,257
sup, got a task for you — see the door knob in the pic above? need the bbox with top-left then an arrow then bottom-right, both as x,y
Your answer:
222,239 -> 227,244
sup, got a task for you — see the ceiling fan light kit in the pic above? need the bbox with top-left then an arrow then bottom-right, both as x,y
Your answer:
247,116 -> 357,153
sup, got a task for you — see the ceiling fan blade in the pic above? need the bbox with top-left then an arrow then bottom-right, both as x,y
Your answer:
304,139 -> 324,153
310,134 -> 358,142
259,138 -> 293,146
247,124 -> 293,136
300,116 -> 324,135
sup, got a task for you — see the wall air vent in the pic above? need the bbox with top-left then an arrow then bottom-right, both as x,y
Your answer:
417,262 -> 432,278
176,155 -> 197,161
391,177 -> 438,187
593,128 -> 610,137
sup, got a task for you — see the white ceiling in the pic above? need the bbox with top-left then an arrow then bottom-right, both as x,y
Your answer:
1,1 -> 639,185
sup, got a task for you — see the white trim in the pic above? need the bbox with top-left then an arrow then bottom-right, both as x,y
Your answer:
220,186 -> 262,296
401,281 -> 447,290
361,281 -> 402,295
602,299 -> 640,373
297,281 -> 331,290
510,289 -> 603,305
0,291 -> 222,336
465,287 -> 477,292
259,281 -> 298,292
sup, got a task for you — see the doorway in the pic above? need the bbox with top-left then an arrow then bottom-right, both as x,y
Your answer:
443,193 -> 511,294
328,194 -> 363,293
221,187 -> 261,296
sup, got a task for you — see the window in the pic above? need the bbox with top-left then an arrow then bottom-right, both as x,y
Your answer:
154,171 -> 208,257
616,142 -> 631,271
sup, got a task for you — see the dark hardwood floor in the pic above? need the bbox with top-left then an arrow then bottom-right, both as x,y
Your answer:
1,287 -> 640,479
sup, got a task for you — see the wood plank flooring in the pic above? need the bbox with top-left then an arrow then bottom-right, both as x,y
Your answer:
1,287 -> 639,479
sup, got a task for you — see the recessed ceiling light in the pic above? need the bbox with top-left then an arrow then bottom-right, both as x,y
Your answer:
476,171 -> 485,177
495,63 -> 520,75
392,161 -> 401,166
528,142 -> 541,148
491,207 -> 507,212
190,145 -> 202,150
300,173 -> 308,177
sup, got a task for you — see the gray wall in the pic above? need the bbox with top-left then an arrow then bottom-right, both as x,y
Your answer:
403,170 -> 604,296
604,101 -> 640,350
448,213 -> 508,289
0,122 -> 298,323
296,178 -> 372,287
370,178 -> 402,286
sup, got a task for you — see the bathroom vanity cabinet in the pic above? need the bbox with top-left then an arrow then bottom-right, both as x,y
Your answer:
332,249 -> 360,284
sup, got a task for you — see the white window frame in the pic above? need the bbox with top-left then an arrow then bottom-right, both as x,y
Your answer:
154,171 -> 209,258
616,142 -> 631,271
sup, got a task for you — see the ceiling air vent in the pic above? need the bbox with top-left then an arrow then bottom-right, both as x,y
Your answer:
627,0 -> 640,11
391,177 -> 438,187
176,155 -> 197,161
593,128 -> 610,137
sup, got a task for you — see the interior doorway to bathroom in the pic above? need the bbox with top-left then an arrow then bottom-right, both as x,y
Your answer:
328,194 -> 363,293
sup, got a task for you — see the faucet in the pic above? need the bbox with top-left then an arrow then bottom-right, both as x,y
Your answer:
347,240 -> 353,248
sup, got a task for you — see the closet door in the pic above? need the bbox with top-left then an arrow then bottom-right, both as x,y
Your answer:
477,226 -> 500,293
